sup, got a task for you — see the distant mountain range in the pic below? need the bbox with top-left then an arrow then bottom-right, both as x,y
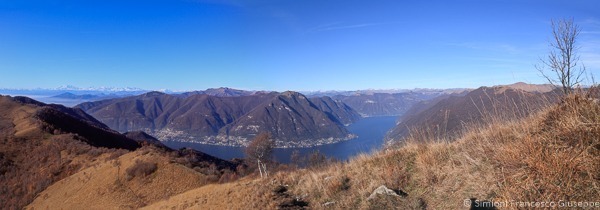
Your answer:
75,91 -> 361,148
51,92 -> 124,100
302,88 -> 468,97
176,87 -> 256,97
1,85 -> 145,92
0,87 -> 148,107
0,87 -> 256,107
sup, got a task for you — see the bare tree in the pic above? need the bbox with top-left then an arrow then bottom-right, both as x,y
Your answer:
536,18 -> 586,95
245,132 -> 274,178
290,150 -> 302,168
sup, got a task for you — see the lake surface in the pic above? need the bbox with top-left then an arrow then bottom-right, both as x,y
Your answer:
163,116 -> 398,163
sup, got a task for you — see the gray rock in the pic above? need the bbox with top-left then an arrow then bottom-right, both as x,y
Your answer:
367,185 -> 400,200
322,201 -> 336,206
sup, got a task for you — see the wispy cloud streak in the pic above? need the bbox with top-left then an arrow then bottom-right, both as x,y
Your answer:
184,0 -> 245,7
445,42 -> 523,54
580,40 -> 600,70
307,22 -> 398,34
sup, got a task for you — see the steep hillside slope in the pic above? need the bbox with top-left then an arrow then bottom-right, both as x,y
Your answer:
0,95 -> 140,209
220,92 -> 356,147
77,91 -> 360,147
309,96 -> 361,125
395,92 -> 467,124
385,86 -> 558,142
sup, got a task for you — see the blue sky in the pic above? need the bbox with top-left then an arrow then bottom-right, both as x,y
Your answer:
1,0 -> 599,91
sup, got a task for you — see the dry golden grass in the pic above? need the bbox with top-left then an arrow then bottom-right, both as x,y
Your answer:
493,94 -> 600,205
142,178 -> 284,210
27,147 -> 213,209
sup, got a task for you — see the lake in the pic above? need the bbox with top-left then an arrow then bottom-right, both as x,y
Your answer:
163,116 -> 397,163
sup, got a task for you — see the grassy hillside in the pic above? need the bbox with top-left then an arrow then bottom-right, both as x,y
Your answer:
27,146 -> 217,209
386,85 -> 558,143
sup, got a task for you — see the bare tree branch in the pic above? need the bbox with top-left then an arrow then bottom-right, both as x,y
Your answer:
536,18 -> 585,95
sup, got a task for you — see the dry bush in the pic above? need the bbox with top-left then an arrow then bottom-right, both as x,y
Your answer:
325,175 -> 351,194
125,160 -> 158,181
218,169 -> 239,183
308,150 -> 328,169
145,146 -> 243,187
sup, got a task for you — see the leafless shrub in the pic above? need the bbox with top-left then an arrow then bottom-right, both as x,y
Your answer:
245,132 -> 274,178
537,18 -> 586,95
125,160 -> 157,181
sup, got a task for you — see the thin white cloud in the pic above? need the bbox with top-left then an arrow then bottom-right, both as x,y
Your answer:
446,42 -> 522,54
580,49 -> 600,70
581,18 -> 600,27
184,0 -> 245,7
459,56 -> 530,65
581,31 -> 600,35
581,53 -> 600,68
581,18 -> 600,35
580,39 -> 600,70
307,22 -> 398,34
